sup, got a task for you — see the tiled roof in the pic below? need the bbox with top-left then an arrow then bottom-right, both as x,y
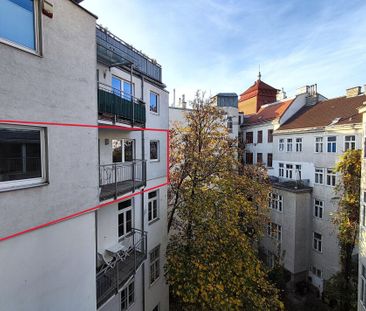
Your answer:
278,94 -> 366,131
244,98 -> 294,125
239,80 -> 278,101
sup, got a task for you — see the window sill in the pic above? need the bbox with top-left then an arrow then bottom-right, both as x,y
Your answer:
0,180 -> 48,194
150,159 -> 160,163
0,38 -> 41,58
149,276 -> 160,288
148,218 -> 160,226
149,111 -> 160,116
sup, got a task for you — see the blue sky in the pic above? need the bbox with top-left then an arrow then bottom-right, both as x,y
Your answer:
82,0 -> 366,102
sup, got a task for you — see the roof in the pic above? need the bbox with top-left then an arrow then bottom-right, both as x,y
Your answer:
239,79 -> 278,101
278,94 -> 366,131
244,98 -> 294,125
215,93 -> 238,97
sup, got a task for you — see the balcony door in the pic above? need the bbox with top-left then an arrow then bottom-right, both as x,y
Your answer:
112,139 -> 134,163
112,76 -> 134,101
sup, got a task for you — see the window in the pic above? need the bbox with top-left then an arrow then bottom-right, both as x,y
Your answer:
279,138 -> 284,151
121,279 -> 135,310
269,193 -> 283,212
285,164 -> 293,179
267,153 -> 273,167
314,199 -> 324,219
327,136 -> 337,153
279,163 -> 284,177
344,135 -> 356,150
286,138 -> 293,152
118,199 -> 133,238
227,117 -> 233,133
311,266 -> 322,278
150,141 -> 159,161
268,129 -> 273,143
150,245 -> 160,284
295,138 -> 303,152
0,0 -> 39,51
245,152 -> 253,165
112,139 -> 134,163
361,265 -> 366,306
150,91 -> 159,113
257,130 -> 263,144
267,222 -> 282,241
362,204 -> 366,227
257,153 -> 263,163
112,77 -> 134,100
313,232 -> 322,252
246,132 -> 253,144
148,190 -> 159,223
315,137 -> 323,153
295,164 -> 302,180
0,125 -> 46,189
315,168 -> 324,184
326,168 -> 336,186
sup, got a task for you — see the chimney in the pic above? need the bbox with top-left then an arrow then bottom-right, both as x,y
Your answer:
172,88 -> 176,107
182,94 -> 186,109
346,86 -> 361,98
276,88 -> 287,101
296,85 -> 309,95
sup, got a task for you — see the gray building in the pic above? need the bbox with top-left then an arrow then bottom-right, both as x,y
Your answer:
0,1 -> 168,310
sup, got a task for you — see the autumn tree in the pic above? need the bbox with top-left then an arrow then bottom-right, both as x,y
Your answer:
166,92 -> 284,310
324,149 -> 361,311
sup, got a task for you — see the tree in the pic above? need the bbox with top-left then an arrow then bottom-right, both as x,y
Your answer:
324,149 -> 361,311
166,92 -> 284,310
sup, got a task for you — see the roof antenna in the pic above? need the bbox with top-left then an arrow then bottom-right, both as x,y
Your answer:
258,64 -> 261,81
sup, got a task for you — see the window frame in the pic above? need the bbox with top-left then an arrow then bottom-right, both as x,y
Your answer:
0,0 -> 42,55
246,131 -> 253,144
269,192 -> 283,212
315,168 -> 324,185
285,164 -> 293,179
267,222 -> 282,242
279,163 -> 284,177
313,232 -> 322,252
295,138 -> 303,152
150,245 -> 161,285
344,135 -> 356,151
257,130 -> 263,144
149,140 -> 160,162
149,91 -> 159,114
0,124 -> 47,192
120,278 -> 135,310
279,138 -> 284,152
361,264 -> 366,307
326,168 -> 336,187
256,152 -> 263,164
327,136 -> 337,153
315,137 -> 323,153
267,153 -> 273,168
268,129 -> 273,143
286,138 -> 293,152
118,199 -> 133,239
148,190 -> 159,223
314,199 -> 324,219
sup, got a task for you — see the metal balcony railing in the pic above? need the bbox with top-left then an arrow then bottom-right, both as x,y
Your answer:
98,82 -> 146,126
96,229 -> 147,308
99,160 -> 146,201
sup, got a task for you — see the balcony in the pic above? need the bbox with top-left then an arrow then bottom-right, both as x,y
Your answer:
98,83 -> 146,126
96,229 -> 147,309
99,160 -> 146,201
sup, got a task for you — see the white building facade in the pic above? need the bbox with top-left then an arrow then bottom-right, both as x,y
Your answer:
0,1 -> 168,311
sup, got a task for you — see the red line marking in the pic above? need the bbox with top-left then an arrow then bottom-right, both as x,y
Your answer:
0,118 -> 171,242
0,182 -> 170,242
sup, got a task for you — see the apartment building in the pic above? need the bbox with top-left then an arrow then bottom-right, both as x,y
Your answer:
0,1 -> 169,311
358,93 -> 366,311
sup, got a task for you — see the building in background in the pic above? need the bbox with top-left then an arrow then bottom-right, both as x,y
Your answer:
0,1 -> 169,311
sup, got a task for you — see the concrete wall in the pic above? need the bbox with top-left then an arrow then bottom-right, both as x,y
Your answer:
0,1 -> 98,310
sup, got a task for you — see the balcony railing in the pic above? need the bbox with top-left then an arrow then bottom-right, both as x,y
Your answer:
96,229 -> 147,309
99,160 -> 146,201
98,82 -> 146,126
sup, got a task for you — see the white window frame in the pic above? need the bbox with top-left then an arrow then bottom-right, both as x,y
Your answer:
314,199 -> 324,219
295,164 -> 302,180
344,135 -> 356,151
149,91 -> 159,114
279,139 -> 284,152
150,245 -> 160,285
361,264 -> 366,307
148,190 -> 159,223
121,278 -> 135,310
118,199 -> 133,239
315,168 -> 324,185
326,168 -> 336,187
286,138 -> 293,152
327,136 -> 337,153
267,222 -> 282,241
269,193 -> 283,212
313,232 -> 322,252
315,137 -> 323,153
150,140 -> 160,162
279,163 -> 284,177
295,138 -> 303,152
0,0 -> 42,55
285,164 -> 293,179
0,124 -> 47,192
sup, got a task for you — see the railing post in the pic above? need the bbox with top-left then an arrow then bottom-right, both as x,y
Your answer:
132,161 -> 135,192
114,163 -> 117,199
